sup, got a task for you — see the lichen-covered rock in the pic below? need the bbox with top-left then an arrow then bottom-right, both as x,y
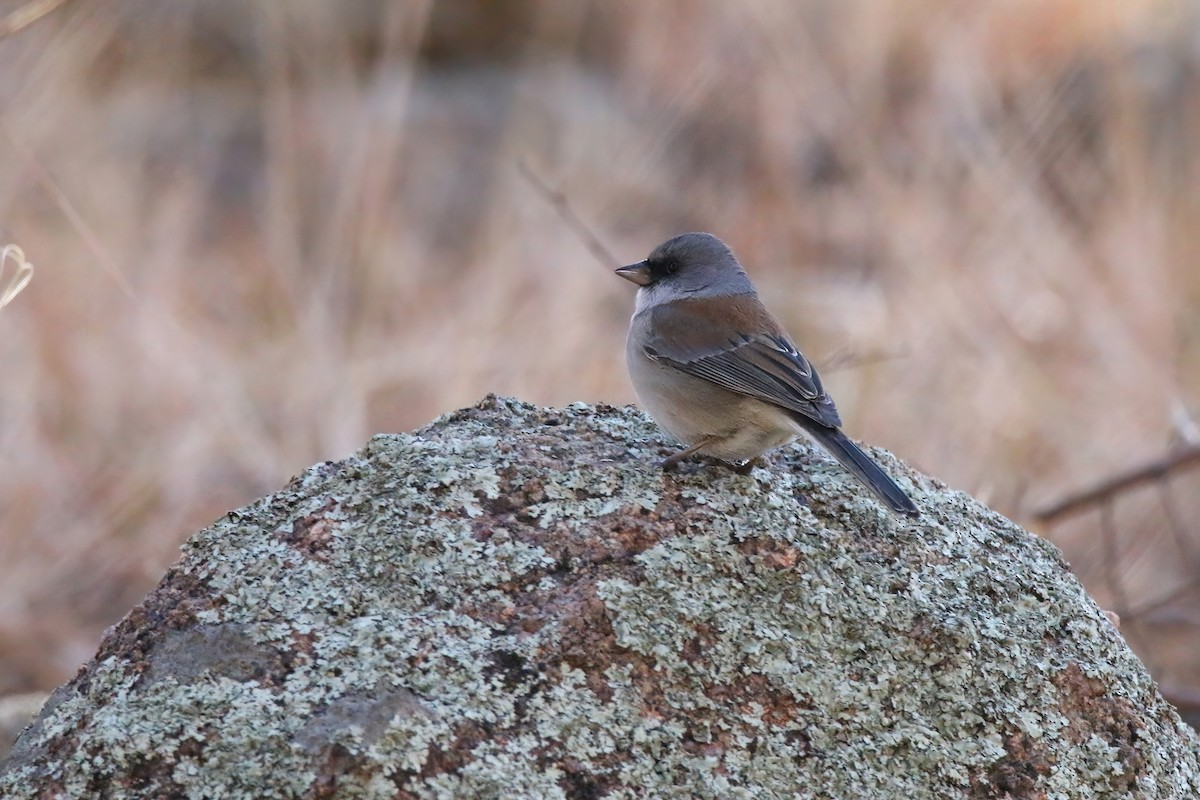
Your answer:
1,396 -> 1197,798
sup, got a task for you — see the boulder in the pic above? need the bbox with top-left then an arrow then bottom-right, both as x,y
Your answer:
2,396 -> 1196,798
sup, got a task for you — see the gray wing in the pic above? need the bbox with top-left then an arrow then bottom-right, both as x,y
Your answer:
642,297 -> 843,429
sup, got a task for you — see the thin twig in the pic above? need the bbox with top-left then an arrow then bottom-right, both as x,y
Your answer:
516,161 -> 622,269
1157,477 -> 1200,568
1127,579 -> 1200,622
819,347 -> 907,375
1032,445 -> 1200,523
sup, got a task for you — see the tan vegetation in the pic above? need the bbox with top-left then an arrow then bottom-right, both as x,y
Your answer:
0,0 -> 1197,714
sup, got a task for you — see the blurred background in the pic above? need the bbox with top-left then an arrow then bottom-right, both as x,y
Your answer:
2,0 -> 1200,738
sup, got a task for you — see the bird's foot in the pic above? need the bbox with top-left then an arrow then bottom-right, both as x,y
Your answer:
732,457 -> 766,475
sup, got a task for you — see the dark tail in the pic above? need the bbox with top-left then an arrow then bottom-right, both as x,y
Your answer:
801,424 -> 919,516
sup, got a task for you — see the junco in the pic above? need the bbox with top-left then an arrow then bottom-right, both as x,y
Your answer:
616,232 -> 918,516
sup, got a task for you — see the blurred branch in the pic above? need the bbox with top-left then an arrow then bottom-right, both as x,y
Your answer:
819,347 -> 907,375
1124,580 -> 1200,622
517,161 -> 621,269
1033,445 -> 1200,523
0,0 -> 71,38
0,245 -> 33,310
1158,479 -> 1200,566
1034,435 -> 1200,707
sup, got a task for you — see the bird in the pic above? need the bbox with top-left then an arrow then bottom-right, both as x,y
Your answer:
615,232 -> 918,516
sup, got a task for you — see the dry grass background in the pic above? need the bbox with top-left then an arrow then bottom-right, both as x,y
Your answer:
1,0 -> 1199,716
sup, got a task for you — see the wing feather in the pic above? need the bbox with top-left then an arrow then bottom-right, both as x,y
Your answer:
642,296 -> 842,428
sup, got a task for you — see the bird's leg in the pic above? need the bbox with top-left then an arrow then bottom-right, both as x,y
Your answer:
660,436 -> 720,471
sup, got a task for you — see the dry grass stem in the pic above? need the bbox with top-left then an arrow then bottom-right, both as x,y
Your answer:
0,245 -> 32,310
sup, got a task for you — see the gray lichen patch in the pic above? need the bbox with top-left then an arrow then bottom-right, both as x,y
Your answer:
1,395 -> 1197,799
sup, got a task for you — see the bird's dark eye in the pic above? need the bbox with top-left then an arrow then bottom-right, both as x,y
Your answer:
651,257 -> 679,279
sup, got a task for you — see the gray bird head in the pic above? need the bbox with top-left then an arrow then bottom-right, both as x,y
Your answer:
616,233 -> 754,298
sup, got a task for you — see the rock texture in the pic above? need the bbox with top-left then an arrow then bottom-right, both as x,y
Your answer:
1,396 -> 1197,798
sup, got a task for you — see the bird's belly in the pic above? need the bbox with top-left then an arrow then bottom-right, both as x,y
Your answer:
627,350 -> 797,461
